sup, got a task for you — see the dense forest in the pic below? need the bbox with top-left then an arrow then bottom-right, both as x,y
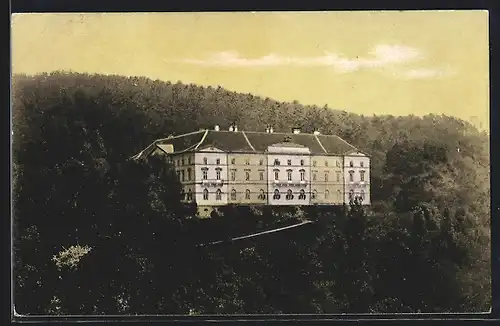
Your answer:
12,71 -> 491,315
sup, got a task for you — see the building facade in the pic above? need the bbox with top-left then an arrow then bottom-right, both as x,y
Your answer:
134,125 -> 370,217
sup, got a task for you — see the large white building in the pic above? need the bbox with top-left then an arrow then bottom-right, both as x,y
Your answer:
134,125 -> 370,217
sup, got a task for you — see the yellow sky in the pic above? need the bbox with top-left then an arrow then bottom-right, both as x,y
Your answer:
11,11 -> 489,129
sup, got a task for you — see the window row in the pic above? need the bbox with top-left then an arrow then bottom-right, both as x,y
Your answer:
348,170 -> 367,182
230,169 -> 266,181
274,169 -> 307,181
190,188 -> 362,202
312,160 -> 342,168
230,158 -> 265,166
273,158 -> 306,166
349,161 -> 365,168
312,171 -> 343,182
175,157 -> 192,166
175,157 -> 365,169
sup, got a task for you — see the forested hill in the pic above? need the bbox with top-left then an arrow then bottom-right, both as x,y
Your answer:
12,71 -> 489,203
12,72 -> 491,314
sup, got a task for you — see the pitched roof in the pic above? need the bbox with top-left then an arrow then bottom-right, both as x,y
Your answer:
136,129 -> 358,157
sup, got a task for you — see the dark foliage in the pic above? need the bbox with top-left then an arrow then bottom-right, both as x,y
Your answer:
12,72 -> 490,315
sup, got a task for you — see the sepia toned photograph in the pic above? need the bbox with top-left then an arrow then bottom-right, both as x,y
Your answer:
11,11 -> 490,317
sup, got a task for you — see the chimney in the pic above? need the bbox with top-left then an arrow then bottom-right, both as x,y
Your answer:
214,125 -> 220,131
313,130 -> 321,135
292,128 -> 301,134
229,126 -> 234,132
234,125 -> 238,132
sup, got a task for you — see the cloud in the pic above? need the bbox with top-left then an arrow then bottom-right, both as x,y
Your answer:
177,44 -> 423,71
398,67 -> 456,79
175,44 -> 452,79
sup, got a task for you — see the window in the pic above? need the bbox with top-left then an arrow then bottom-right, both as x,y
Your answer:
360,190 -> 365,201
313,160 -> 317,167
216,189 -> 222,200
245,189 -> 251,200
336,172 -> 341,182
312,189 -> 317,200
203,188 -> 209,200
259,171 -> 264,181
299,189 -> 306,200
245,171 -> 250,181
324,172 -> 329,182
286,189 -> 294,200
188,157 -> 192,165
287,159 -> 292,166
231,189 -> 237,200
349,190 -> 354,201
203,157 -> 208,165
325,189 -> 330,199
300,159 -> 304,166
259,159 -> 264,165
187,189 -> 193,201
216,168 -> 221,180
313,172 -> 317,181
349,170 -> 354,182
325,160 -> 329,167
360,170 -> 366,182
187,168 -> 192,181
230,169 -> 236,181
273,189 -> 281,200
274,169 -> 280,181
274,159 -> 280,166
181,170 -> 185,181
360,161 -> 364,168
300,169 -> 306,181
176,171 -> 181,180
181,188 -> 185,200
258,189 -> 266,200
287,169 -> 292,181
245,158 -> 250,165
336,160 -> 340,167
337,190 -> 342,202
231,158 -> 236,164
216,158 -> 220,165
202,168 -> 208,180
349,161 -> 354,167
181,158 -> 185,165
